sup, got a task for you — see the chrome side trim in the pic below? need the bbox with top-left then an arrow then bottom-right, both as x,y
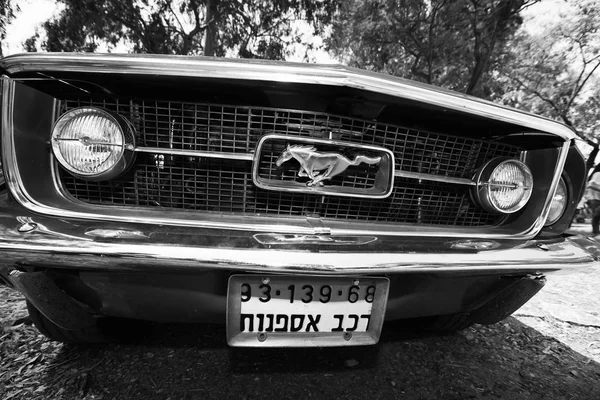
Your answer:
394,170 -> 476,186
133,146 -> 254,161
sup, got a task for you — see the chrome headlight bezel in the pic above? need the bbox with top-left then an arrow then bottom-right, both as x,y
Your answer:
544,176 -> 568,226
473,157 -> 534,214
51,107 -> 135,181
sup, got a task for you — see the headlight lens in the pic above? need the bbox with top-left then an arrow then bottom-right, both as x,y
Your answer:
474,158 -> 533,214
51,107 -> 134,180
545,177 -> 568,226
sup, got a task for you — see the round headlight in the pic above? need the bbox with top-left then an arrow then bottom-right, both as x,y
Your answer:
545,177 -> 568,226
52,107 -> 135,180
473,157 -> 533,214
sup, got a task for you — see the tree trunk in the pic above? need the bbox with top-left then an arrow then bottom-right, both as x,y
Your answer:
203,0 -> 216,56
587,144 -> 599,172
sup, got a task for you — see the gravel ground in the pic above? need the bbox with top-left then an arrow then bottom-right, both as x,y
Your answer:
1,229 -> 599,399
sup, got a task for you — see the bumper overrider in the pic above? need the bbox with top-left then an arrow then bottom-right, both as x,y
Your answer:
1,53 -> 600,346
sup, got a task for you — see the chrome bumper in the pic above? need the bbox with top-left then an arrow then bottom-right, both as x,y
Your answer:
0,214 -> 598,276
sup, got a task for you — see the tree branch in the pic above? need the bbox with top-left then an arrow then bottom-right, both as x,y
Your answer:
510,75 -> 569,124
165,0 -> 186,36
570,59 -> 600,109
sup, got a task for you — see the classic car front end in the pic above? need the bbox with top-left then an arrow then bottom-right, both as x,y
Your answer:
0,53 -> 598,347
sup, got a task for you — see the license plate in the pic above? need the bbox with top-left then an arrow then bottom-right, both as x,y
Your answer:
226,275 -> 389,347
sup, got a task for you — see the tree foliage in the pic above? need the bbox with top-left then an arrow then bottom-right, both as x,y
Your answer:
30,0 -> 339,59
0,0 -> 17,57
500,0 -> 600,140
327,0 -> 537,98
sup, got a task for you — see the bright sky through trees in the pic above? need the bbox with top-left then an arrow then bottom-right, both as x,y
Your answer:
2,0 -> 598,145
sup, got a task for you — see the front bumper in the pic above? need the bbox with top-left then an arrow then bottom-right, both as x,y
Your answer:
0,211 -> 598,277
1,207 -> 599,329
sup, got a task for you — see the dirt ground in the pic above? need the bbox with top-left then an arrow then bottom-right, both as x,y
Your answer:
513,225 -> 600,367
1,229 -> 599,399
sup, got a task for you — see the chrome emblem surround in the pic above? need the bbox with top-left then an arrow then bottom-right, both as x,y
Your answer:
253,135 -> 395,198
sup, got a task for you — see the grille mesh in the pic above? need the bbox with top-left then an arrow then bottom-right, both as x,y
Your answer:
57,98 -> 522,227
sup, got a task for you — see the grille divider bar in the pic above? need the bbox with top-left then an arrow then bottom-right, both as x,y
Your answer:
134,147 -> 254,161
394,170 -> 476,186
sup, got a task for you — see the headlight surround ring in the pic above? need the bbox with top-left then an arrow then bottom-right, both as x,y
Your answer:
544,176 -> 568,226
473,157 -> 533,214
51,107 -> 135,180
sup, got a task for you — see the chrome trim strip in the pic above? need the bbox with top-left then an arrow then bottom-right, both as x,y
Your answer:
15,216 -> 92,241
253,233 -> 378,245
536,141 -> 571,228
0,53 -> 577,141
394,170 -> 476,186
1,68 -> 572,239
2,77 -> 18,202
12,77 -> 115,95
138,148 -> 481,185
133,146 -> 255,161
0,231 -> 596,274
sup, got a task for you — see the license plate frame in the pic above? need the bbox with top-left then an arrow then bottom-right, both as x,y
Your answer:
226,275 -> 390,347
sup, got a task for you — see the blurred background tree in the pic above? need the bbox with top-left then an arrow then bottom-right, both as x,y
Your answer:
326,0 -> 539,98
0,0 -> 17,57
325,0 -> 599,148
25,0 -> 340,59
498,0 -> 600,143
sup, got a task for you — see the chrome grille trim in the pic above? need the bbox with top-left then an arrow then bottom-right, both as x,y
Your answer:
56,161 -> 499,226
131,147 -> 479,186
56,98 -> 523,181
133,147 -> 254,161
64,98 -> 522,176
394,170 -> 476,186
53,98 -> 525,227
0,75 -> 573,239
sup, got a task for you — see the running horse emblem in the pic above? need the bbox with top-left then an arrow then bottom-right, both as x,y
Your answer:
275,144 -> 381,187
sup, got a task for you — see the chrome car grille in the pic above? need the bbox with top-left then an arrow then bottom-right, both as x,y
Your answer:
57,98 -> 521,226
